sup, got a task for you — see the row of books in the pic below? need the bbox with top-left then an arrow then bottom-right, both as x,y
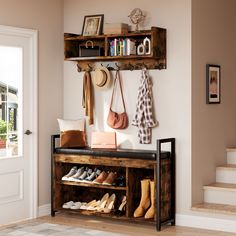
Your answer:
109,38 -> 136,56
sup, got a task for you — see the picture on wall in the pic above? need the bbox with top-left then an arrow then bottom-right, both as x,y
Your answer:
82,14 -> 104,36
206,64 -> 221,104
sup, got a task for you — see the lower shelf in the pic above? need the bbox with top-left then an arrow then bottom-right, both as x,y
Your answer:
54,208 -> 156,224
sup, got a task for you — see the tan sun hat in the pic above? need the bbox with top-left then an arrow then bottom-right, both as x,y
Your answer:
94,66 -> 111,89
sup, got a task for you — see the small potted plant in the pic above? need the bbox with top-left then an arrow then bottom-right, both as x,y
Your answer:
0,120 -> 11,149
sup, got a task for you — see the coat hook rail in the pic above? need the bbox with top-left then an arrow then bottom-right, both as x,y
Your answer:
76,60 -> 165,72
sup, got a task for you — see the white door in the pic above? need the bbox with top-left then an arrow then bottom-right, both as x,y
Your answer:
0,26 -> 38,225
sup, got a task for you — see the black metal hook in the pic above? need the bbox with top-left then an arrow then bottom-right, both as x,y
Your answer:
115,63 -> 121,71
77,63 -> 82,72
87,63 -> 93,71
142,62 -> 148,69
128,63 -> 135,71
155,62 -> 165,70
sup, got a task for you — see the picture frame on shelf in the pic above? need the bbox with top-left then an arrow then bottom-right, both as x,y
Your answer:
82,14 -> 104,36
206,64 -> 221,104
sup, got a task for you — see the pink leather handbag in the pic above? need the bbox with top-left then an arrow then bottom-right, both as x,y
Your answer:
107,71 -> 129,129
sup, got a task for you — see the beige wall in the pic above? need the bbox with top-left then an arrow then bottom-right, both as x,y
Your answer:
0,0 -> 235,220
192,0 -> 236,204
64,0 -> 192,213
0,0 -> 64,206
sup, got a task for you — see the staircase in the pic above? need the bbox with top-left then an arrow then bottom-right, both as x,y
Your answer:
192,148 -> 236,215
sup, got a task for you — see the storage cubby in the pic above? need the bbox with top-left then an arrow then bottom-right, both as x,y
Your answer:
51,135 -> 175,231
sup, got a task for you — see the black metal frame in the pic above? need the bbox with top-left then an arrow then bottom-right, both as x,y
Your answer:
51,134 -> 59,217
156,138 -> 176,231
206,64 -> 221,104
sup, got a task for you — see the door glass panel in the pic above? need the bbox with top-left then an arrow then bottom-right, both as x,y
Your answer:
0,46 -> 22,158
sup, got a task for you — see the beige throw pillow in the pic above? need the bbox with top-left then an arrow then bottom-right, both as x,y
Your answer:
57,118 -> 85,132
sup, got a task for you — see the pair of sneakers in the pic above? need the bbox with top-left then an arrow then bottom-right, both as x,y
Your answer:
61,166 -> 85,181
62,201 -> 86,210
61,166 -> 77,181
83,168 -> 101,183
61,166 -> 101,183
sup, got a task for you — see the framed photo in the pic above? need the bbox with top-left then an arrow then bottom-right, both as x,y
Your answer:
82,14 -> 104,36
206,64 -> 221,104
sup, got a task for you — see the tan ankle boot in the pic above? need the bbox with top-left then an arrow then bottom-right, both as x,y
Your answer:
144,180 -> 155,219
133,179 -> 151,218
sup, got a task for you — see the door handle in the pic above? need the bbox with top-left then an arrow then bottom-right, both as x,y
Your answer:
24,130 -> 32,135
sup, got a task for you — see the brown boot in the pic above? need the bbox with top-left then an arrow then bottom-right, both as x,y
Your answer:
144,180 -> 155,219
133,179 -> 151,218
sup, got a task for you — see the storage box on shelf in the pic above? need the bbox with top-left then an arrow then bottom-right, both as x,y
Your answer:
51,135 -> 175,231
104,23 -> 129,35
64,26 -> 166,71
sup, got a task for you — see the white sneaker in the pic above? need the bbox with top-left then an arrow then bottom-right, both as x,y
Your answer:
62,166 -> 77,181
62,201 -> 74,209
69,167 -> 85,181
70,202 -> 82,210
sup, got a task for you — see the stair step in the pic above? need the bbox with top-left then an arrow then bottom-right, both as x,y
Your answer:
216,164 -> 236,170
204,182 -> 236,191
227,148 -> 236,164
226,148 -> 236,152
192,202 -> 236,215
216,165 -> 236,184
204,183 -> 236,205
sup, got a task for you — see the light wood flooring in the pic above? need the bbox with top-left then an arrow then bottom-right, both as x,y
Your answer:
39,213 -> 236,236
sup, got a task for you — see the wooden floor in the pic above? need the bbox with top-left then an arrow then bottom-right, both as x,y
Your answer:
40,213 -> 235,236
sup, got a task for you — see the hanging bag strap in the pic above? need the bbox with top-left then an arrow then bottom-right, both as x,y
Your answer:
109,70 -> 126,112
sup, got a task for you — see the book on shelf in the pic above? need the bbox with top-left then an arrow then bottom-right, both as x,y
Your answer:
114,38 -> 117,56
126,39 -> 136,56
109,38 -> 136,56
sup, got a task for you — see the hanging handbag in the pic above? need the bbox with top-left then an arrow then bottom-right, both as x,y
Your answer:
107,71 -> 129,129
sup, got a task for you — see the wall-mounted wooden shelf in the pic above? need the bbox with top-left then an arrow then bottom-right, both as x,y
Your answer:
64,27 -> 166,71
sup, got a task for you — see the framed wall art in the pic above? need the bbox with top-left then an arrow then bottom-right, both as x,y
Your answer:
82,14 -> 104,36
206,64 -> 221,104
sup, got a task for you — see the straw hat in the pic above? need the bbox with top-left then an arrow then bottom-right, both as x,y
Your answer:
94,66 -> 111,89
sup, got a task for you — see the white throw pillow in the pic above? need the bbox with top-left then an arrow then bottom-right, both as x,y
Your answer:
57,118 -> 85,132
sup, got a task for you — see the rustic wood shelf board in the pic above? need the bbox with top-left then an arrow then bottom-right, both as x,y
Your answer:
58,180 -> 127,191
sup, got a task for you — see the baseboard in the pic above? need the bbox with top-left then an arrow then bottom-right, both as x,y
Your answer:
38,204 -> 51,217
176,213 -> 236,233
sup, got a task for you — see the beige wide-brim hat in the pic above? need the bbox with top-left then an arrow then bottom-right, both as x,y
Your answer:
94,66 -> 111,89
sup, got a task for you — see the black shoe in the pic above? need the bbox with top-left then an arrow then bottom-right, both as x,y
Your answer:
113,175 -> 125,187
114,195 -> 126,216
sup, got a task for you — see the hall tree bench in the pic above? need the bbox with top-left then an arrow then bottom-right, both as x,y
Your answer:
51,135 -> 175,231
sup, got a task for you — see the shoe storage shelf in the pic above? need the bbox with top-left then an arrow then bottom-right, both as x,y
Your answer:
64,26 -> 166,71
51,135 -> 175,231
